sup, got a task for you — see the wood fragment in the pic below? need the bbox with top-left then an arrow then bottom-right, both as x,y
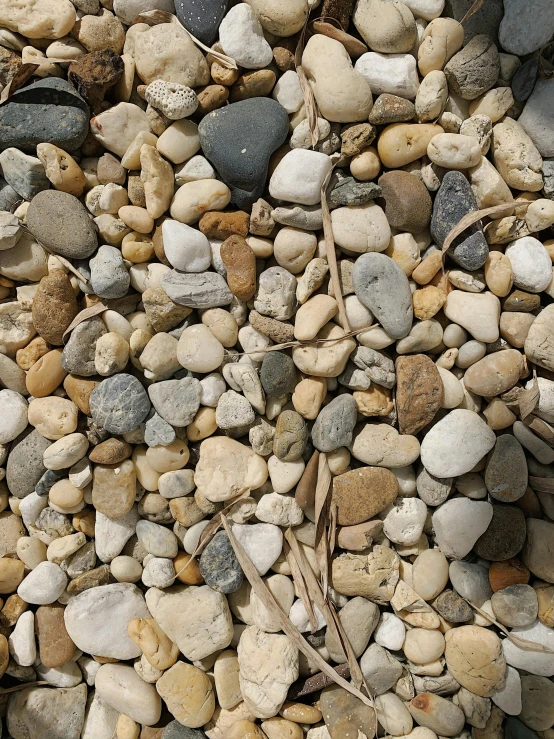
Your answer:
314,452 -> 332,595
524,416 -> 554,448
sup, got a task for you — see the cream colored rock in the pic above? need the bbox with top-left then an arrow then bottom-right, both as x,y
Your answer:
378,124 -> 444,168
47,531 -> 85,563
525,305 -> 554,371
445,625 -> 507,697
427,133 -> 482,169
292,376 -> 327,419
194,436 -> 268,502
416,71 -> 448,123
412,549 -> 449,601
469,88 -> 514,123
251,574 -> 295,633
214,650 -> 242,710
469,157 -> 513,209
95,332 -> 129,376
492,118 -> 544,192
418,18 -> 464,76
43,433 -> 88,470
294,295 -> 338,341
121,131 -> 159,170
0,237 -> 48,284
91,103 -> 150,158
128,617 -> 179,670
157,119 -> 201,165
238,627 -> 299,719
28,397 -> 78,440
177,324 -> 224,373
140,144 -> 174,220
171,180 -> 231,224
331,202 -> 391,253
331,546 -> 400,603
444,291 -> 500,343
37,144 -> 86,196
274,227 -> 317,274
156,661 -> 215,727
386,233 -> 421,276
0,0 -> 76,39
245,0 -> 308,35
404,629 -> 445,665
463,349 -> 524,396
525,199 -> 554,232
438,366 -> 464,409
134,23 -> 210,87
292,323 -> 356,377
302,35 -> 373,123
95,663 -> 162,726
350,424 -> 420,468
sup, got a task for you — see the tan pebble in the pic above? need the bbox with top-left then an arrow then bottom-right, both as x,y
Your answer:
92,460 -> 136,517
26,348 -> 67,398
73,509 -> 95,538
196,84 -> 229,115
327,447 -> 351,475
500,311 -> 536,349
463,349 -> 524,396
156,661 -> 215,727
350,146 -> 381,181
484,251 -> 513,297
0,558 -> 25,594
128,617 -> 179,670
121,237 -> 155,263
140,144 -> 174,220
28,396 -> 78,440
262,717 -> 303,738
413,285 -> 446,319
146,439 -> 190,473
444,624 -> 506,697
16,336 -> 50,371
94,332 -> 130,376
353,386 -> 394,417
121,131 -> 158,170
274,227 -> 317,274
294,295 -> 338,341
133,445 -> 161,491
378,124 -> 444,168
187,407 -> 217,441
469,88 -> 514,123
292,323 -> 356,378
483,397 -> 517,430
177,324 -> 224,373
280,702 -> 322,724
403,628 -> 445,664
202,308 -> 238,347
412,250 -> 443,285
157,119 -> 200,165
292,376 -> 327,419
337,520 -> 383,551
49,479 -> 84,510
35,602 -> 76,668
385,233 -> 421,276
228,720 -> 266,739
170,179 -> 231,225
418,18 -> 464,76
173,551 -> 204,585
37,143 -> 86,196
16,537 -> 47,570
63,375 -> 101,416
116,714 -> 140,739
118,205 -> 154,234
47,531 -> 86,563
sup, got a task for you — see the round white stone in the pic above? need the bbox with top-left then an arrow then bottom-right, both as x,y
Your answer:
505,236 -> 552,293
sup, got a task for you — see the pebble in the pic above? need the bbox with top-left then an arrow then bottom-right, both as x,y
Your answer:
90,373 -> 151,434
433,497 -> 493,558
355,52 -> 419,100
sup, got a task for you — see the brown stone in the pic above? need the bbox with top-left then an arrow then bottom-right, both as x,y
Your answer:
230,69 -> 276,102
249,198 -> 274,236
199,211 -> 250,240
67,565 -> 111,595
379,170 -> 432,233
396,354 -> 442,435
515,486 -> 543,519
488,558 -> 530,592
320,0 -> 355,31
502,290 -> 541,312
35,604 -> 76,668
196,84 -> 229,116
25,348 -> 67,398
69,49 -> 124,112
32,270 -> 79,346
332,467 -> 398,526
170,497 -> 205,527
295,449 -> 319,510
142,287 -> 191,333
220,235 -> 257,301
320,684 -> 376,739
273,43 -> 296,72
16,337 -> 50,371
249,311 -> 294,343
0,632 -> 8,679
0,594 -> 28,628
535,581 -> 554,627
0,47 -> 21,89
173,552 -> 204,585
0,512 -> 26,557
89,437 -> 133,464
369,94 -> 416,125
73,509 -> 96,538
312,22 -> 368,57
63,374 -> 101,416
92,461 -> 136,518
341,123 -> 376,158
0,558 -> 25,594
128,173 -> 146,207
152,216 -> 171,266
337,520 -> 383,551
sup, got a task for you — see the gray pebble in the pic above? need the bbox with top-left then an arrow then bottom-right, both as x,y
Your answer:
35,469 -> 65,497
158,469 -> 195,499
360,643 -> 403,696
485,434 -> 528,502
473,504 -> 526,561
89,245 -> 130,300
353,253 -> 413,340
0,178 -> 20,212
351,347 -> 396,389
272,204 -> 323,230
490,584 -> 538,628
161,270 -> 233,309
66,541 -> 97,578
512,59 -> 539,102
0,148 -> 50,201
413,672 -> 460,696
444,35 -> 500,100
162,720 -> 206,739
215,390 -> 255,430
417,465 -> 453,506
254,266 -> 297,321
443,0 -> 502,44
6,429 -> 51,499
329,177 -> 382,207
35,506 -> 74,538
148,377 -> 202,427
434,589 -> 473,623
90,374 -> 151,434
260,351 -> 296,397
449,560 -> 492,606
199,531 -> 243,594
338,362 -> 372,391
543,158 -> 554,200
0,353 -> 28,395
311,394 -> 357,453
62,317 -> 107,376
143,412 -> 176,447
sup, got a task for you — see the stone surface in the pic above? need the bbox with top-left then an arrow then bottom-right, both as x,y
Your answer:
332,467 -> 398,526
26,190 -> 97,259
396,355 -> 442,435
90,374 -> 151,434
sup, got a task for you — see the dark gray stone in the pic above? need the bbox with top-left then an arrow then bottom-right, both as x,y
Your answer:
90,374 -> 151,434
161,271 -> 233,309
174,0 -> 228,45
490,584 -> 538,627
329,177 -> 382,207
443,0 -> 503,45
444,35 -> 500,100
352,252 -> 413,340
199,98 -> 289,208
311,395 -> 357,453
473,504 -> 526,561
89,245 -> 130,299
6,430 -> 52,499
434,589 -> 473,623
199,531 -> 243,594
449,560 -> 492,606
26,190 -> 98,260
148,377 -> 202,427
35,469 -> 65,497
61,317 -> 107,376
260,351 -> 296,397
162,721 -> 206,739
431,171 -> 489,270
512,59 -> 539,102
506,718 -> 539,739
0,78 -> 89,153
0,149 -> 49,201
485,434 -> 528,502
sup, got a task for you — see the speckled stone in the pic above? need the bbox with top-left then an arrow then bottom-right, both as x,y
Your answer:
26,190 -> 98,260
260,351 -> 297,397
148,377 -> 202,427
312,394 -> 357,453
199,531 -> 243,594
174,0 -> 229,45
431,171 -> 488,270
473,505 -> 527,561
274,410 -> 308,462
369,94 -> 416,125
485,434 -> 528,502
32,270 -> 79,346
61,317 -> 107,376
332,467 -> 398,526
329,177 -> 382,207
434,589 -> 473,623
6,430 -> 51,500
396,355 -> 442,436
90,374 -> 151,434
379,170 -> 432,234
162,721 -> 206,739
161,271 -> 233,309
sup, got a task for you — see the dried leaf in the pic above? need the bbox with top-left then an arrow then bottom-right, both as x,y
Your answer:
468,601 -> 554,653
328,503 -> 338,557
62,302 -> 108,343
442,201 -> 527,257
0,63 -> 39,105
284,539 -> 319,633
524,416 -> 554,448
502,372 -> 539,420
223,518 -> 374,708
235,325 -> 369,357
459,0 -> 485,24
315,452 -> 332,595
529,476 -> 554,494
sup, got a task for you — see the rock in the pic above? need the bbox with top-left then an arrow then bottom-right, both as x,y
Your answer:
199,98 -> 288,208
68,49 -> 123,113
7,684 -> 87,739
525,306 -> 554,371
408,693 -> 465,736
17,561 -> 67,604
90,374 -> 151,434
434,590 -> 473,622
474,504 -> 526,561
485,435 -> 528,502
146,585 -> 233,660
369,94 -> 415,125
219,4 -> 272,69
491,117 -> 544,192
174,0 -> 227,44
255,266 -> 297,320
231,523 -> 282,575
7,429 -> 51,499
522,519 -> 554,583
332,545 -> 399,602
90,245 -> 130,299
32,271 -> 78,346
504,236 -> 552,293
433,497 -> 494,559
273,411 -> 307,462
379,171 -> 432,234
0,303 -> 36,357
221,235 -> 257,301
26,190 -> 97,260
195,436 -> 267,502
491,584 -> 538,628
350,423 -> 420,469
329,178 -> 381,208
518,80 -> 554,158
396,355 -> 442,435
353,0 -> 416,53
503,620 -> 554,676
0,149 -> 49,200
445,35 -> 499,100
331,201 -> 391,253
449,560 -> 492,606
360,642 -> 403,695
95,506 -> 139,562
355,52 -> 419,99
134,22 -> 208,87
62,317 -> 106,377
269,149 -> 332,207
148,377 -> 201,427
0,390 -> 28,445
35,603 -> 76,668
464,350 -> 524,397
353,252 -> 413,340
311,395 -> 357,453
431,171 -> 488,270
157,661 -> 215,727
499,0 -> 554,56
332,467 -> 398,526
445,625 -> 506,697
199,531 -> 244,593
238,627 -> 299,719
320,684 -> 376,739
96,663 -> 162,726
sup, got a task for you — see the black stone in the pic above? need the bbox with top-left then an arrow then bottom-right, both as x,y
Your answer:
0,78 -> 89,153
473,504 -> 527,561
329,177 -> 382,207
6,430 -> 52,499
434,589 -> 473,623
443,0 -> 503,45
174,0 -> 228,45
90,374 -> 151,434
35,469 -> 66,497
506,718 -> 540,739
311,395 -> 357,453
512,59 -> 539,102
26,190 -> 98,260
260,351 -> 297,397
199,531 -> 244,594
431,171 -> 488,270
198,98 -> 289,208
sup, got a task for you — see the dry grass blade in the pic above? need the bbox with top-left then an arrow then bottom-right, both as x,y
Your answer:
321,157 -> 352,332
235,326 -> 370,357
62,302 -> 108,342
529,476 -> 554,494
224,518 -> 374,708
459,0 -> 485,24
524,416 -> 554,447
442,201 -> 527,257
328,503 -> 338,557
295,3 -> 319,148
315,452 -> 332,595
284,539 -> 319,632
468,600 -> 554,652
0,681 -> 49,694
0,64 -> 39,105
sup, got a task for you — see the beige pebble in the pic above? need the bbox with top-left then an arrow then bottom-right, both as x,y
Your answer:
404,628 -> 445,664
133,445 -> 161,491
413,285 -> 446,320
49,479 -> 84,510
292,376 -> 327,419
170,179 -> 231,224
418,18 -> 464,76
157,119 -> 201,165
146,439 -> 190,473
427,133 -> 482,169
378,124 -> 444,168
94,332 -> 130,376
187,407 -> 217,441
92,459 -> 136,517
294,295 -> 338,341
483,397 -> 517,430
28,397 -> 78,440
469,88 -> 514,123
202,308 -> 238,347
350,146 -> 381,181
386,233 -> 421,276
118,206 -> 154,234
16,536 -> 47,570
116,714 -> 139,739
274,227 -> 317,274
500,311 -> 536,349
484,251 -> 513,297
36,143 -> 86,196
177,324 -> 225,372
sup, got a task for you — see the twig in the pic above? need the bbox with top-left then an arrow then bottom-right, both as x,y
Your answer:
295,0 -> 320,148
